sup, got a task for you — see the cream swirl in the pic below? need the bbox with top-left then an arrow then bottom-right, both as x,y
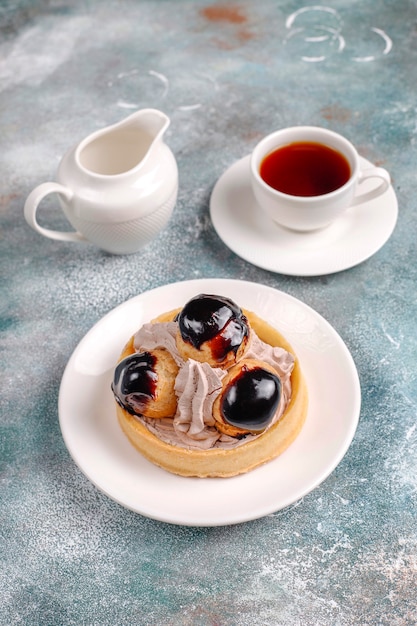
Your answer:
133,321 -> 294,450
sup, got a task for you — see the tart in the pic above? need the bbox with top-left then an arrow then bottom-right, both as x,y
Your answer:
112,295 -> 308,478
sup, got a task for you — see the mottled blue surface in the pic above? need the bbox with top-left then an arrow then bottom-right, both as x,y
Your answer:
1,0 -> 416,624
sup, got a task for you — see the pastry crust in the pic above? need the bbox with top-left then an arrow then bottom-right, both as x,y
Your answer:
115,309 -> 308,478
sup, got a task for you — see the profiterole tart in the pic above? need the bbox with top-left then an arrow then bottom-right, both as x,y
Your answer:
111,293 -> 308,477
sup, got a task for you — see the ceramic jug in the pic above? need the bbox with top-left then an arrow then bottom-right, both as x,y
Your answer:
24,109 -> 178,254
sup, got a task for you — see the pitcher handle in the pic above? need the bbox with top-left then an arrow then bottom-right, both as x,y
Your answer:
24,182 -> 86,242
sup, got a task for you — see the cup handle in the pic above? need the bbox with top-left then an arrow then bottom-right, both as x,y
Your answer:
24,182 -> 87,242
350,166 -> 391,207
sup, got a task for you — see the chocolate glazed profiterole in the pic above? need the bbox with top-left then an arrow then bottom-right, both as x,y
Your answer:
112,294 -> 308,478
112,348 -> 178,419
212,358 -> 282,437
175,294 -> 250,368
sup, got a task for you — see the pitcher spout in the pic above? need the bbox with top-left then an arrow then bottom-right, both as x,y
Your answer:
122,108 -> 170,142
75,108 -> 171,177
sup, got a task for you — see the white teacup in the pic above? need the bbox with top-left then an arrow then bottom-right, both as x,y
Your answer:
250,126 -> 391,232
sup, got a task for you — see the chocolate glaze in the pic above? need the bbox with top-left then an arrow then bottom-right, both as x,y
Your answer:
178,294 -> 249,362
111,352 -> 157,415
221,366 -> 281,433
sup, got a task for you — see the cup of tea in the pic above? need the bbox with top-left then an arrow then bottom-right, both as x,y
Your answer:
250,126 -> 391,232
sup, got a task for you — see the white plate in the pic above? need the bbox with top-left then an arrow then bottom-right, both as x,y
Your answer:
59,278 -> 361,526
210,155 -> 398,276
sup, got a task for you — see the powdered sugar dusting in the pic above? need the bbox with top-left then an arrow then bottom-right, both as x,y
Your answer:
2,0 -> 416,623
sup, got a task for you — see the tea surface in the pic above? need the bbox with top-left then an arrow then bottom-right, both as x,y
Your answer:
260,141 -> 351,196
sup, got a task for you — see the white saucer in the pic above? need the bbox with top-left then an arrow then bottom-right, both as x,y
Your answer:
210,155 -> 398,276
59,278 -> 361,527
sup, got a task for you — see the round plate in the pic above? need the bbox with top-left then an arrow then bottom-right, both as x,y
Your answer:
210,155 -> 398,276
59,279 -> 361,526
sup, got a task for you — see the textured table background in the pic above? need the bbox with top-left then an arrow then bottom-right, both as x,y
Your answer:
1,1 -> 416,624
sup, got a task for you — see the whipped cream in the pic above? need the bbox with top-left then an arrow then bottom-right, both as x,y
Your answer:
131,321 -> 294,451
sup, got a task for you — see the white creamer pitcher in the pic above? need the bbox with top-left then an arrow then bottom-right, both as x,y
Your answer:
24,109 -> 178,254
